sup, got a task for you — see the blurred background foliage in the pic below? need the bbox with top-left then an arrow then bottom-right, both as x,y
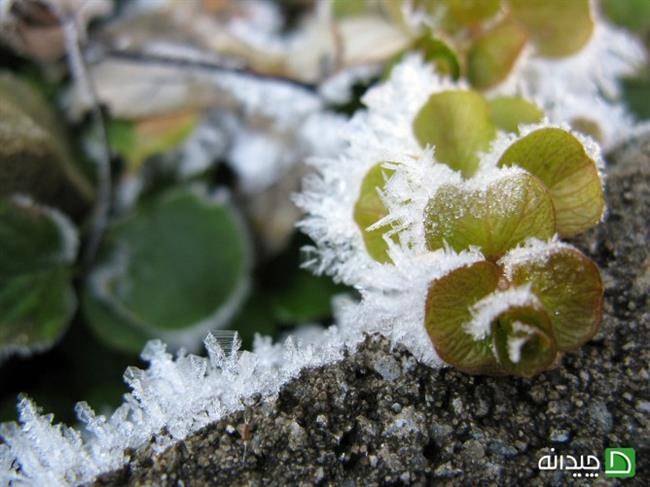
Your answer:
0,0 -> 648,423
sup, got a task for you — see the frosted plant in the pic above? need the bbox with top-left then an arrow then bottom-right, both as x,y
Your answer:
499,16 -> 647,149
0,3 -> 636,482
297,55 -> 605,377
334,0 -> 647,149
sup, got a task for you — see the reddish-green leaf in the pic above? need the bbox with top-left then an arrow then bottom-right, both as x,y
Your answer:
497,127 -> 604,237
507,246 -> 603,351
424,172 -> 556,259
425,261 -> 502,374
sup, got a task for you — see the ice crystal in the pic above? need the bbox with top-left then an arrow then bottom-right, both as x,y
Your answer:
295,56 -> 465,287
499,237 -> 574,281
465,285 -> 540,341
506,321 -> 537,364
0,325 -> 374,486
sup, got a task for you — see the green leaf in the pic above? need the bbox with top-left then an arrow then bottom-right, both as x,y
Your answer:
497,127 -> 605,236
84,186 -> 251,353
570,117 -> 604,143
432,0 -> 501,30
507,246 -> 603,351
488,96 -> 544,134
413,90 -> 496,177
383,34 -> 461,81
602,0 -> 650,34
353,163 -> 396,263
492,304 -> 557,378
621,74 -> 650,121
425,260 -> 502,374
106,119 -> 136,161
82,291 -> 151,354
467,19 -> 528,89
414,34 -> 461,80
332,0 -> 369,18
107,112 -> 198,171
424,172 -> 555,259
0,73 -> 94,213
0,197 -> 77,359
446,0 -> 501,24
271,271 -> 344,324
509,0 -> 594,58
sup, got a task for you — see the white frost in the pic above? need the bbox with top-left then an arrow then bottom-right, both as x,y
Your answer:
9,195 -> 79,265
465,286 -> 540,341
498,20 -> 647,149
499,237 -> 576,281
506,321 -> 538,364
0,318 -> 402,486
295,54 -> 465,287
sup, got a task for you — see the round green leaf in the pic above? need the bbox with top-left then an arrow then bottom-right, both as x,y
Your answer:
413,90 -> 497,177
509,0 -> 594,58
84,186 -> 250,352
467,19 -> 528,90
353,163 -> 396,263
425,260 -> 502,374
424,172 -> 556,259
507,246 -> 603,351
497,127 -> 605,236
0,198 -> 77,359
488,96 -> 544,134
492,304 -> 557,378
0,73 -> 93,213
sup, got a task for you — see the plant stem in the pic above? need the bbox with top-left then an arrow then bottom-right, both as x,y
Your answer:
105,50 -> 318,93
54,8 -> 112,268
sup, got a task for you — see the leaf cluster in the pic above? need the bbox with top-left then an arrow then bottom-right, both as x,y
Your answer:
0,72 -> 340,365
354,87 -> 605,377
378,0 -> 594,88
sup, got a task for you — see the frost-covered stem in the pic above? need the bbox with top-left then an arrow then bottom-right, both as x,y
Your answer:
106,50 -> 318,93
53,5 -> 112,267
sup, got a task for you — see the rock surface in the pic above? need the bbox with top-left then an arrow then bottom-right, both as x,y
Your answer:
95,136 -> 649,486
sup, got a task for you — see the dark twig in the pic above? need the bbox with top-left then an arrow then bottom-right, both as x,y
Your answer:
52,6 -> 112,268
105,49 -> 319,93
